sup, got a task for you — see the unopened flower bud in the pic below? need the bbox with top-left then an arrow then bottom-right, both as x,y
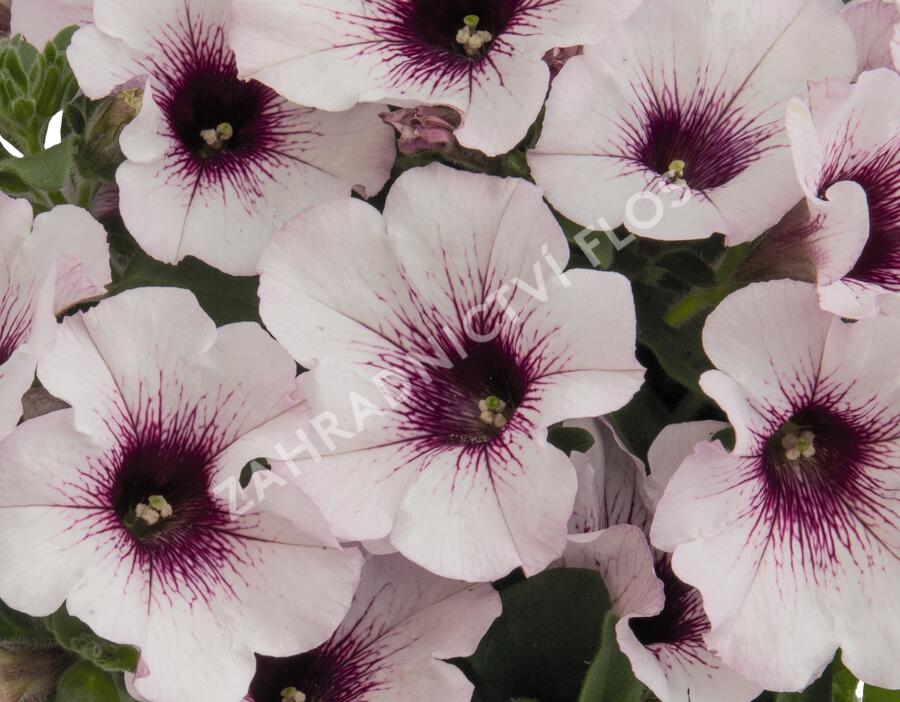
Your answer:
0,647 -> 72,702
0,1 -> 10,39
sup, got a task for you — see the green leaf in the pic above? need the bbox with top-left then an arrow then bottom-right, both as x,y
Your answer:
107,239 -> 261,327
558,211 -> 615,270
775,664 -> 833,702
831,654 -> 859,702
0,26 -> 81,163
55,662 -> 121,702
50,25 -> 80,53
547,426 -> 595,456
632,282 -> 711,392
0,170 -> 29,193
656,250 -> 716,287
578,611 -> 645,702
44,607 -> 139,673
34,64 -> 61,117
0,599 -> 57,648
608,383 -> 671,460
3,47 -> 29,90
711,426 -> 736,451
11,96 -> 35,122
240,458 -> 271,488
463,568 -> 616,702
0,135 -> 75,191
864,685 -> 900,702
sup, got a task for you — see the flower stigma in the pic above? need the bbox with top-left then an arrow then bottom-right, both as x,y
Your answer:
456,15 -> 493,57
200,122 -> 235,151
478,395 -> 508,428
782,429 -> 816,461
666,159 -> 687,184
134,494 -> 174,526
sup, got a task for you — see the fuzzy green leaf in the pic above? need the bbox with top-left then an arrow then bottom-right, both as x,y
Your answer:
0,135 -> 75,191
44,608 -> 139,673
578,611 -> 645,702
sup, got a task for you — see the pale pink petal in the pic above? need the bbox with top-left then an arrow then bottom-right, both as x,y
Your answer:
260,164 -> 640,581
652,281 -> 900,690
392,415 -> 577,580
248,554 -> 500,702
1,287 -> 362,702
231,0 -> 641,155
786,70 -> 900,317
566,418 -> 651,533
0,201 -> 109,438
452,50 -> 549,156
328,555 -> 499,701
0,410 -> 116,615
67,24 -> 144,99
699,280 -> 831,449
561,525 -> 662,620
27,205 -> 112,312
10,0 -> 91,48
70,0 -> 394,275
0,191 -> 33,258
39,289 -> 302,457
645,420 -> 728,509
842,0 -> 900,74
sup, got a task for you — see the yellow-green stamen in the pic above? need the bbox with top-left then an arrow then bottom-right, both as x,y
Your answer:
667,159 -> 686,182
478,396 -> 508,428
782,429 -> 816,461
456,15 -> 493,57
200,122 -> 235,150
281,687 -> 306,702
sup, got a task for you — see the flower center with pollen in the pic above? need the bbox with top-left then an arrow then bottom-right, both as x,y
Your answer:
780,426 -> 816,461
764,408 -> 856,481
477,395 -> 508,429
455,14 -> 493,56
128,494 -> 174,530
665,158 -> 687,184
199,122 -> 234,153
280,687 -> 306,702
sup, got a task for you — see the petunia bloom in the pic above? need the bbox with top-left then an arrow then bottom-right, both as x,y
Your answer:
651,279 -> 900,691
66,0 -> 395,276
245,553 -> 501,702
528,0 -> 857,244
0,194 -> 109,439
229,0 -> 642,157
561,419 -> 760,702
783,68 -> 900,318
258,163 -> 644,582
0,287 -> 364,702
841,0 -> 900,75
9,0 -> 91,48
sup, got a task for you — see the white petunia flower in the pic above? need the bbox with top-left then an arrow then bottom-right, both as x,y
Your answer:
0,287 -> 364,702
66,0 -> 396,275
